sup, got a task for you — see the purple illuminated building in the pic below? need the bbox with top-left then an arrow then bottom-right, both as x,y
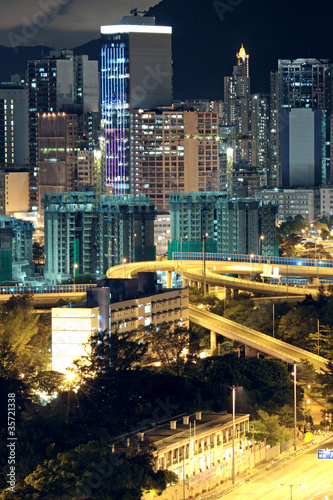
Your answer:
100,14 -> 172,194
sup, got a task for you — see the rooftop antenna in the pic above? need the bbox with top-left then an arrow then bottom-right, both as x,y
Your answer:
130,7 -> 147,16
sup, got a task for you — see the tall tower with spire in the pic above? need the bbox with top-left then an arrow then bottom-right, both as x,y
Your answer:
236,43 -> 249,77
223,44 -> 251,162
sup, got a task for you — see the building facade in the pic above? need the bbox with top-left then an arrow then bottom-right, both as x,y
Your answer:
0,215 -> 34,281
280,108 -> 327,187
270,58 -> 332,188
257,188 -> 319,222
44,192 -> 156,283
0,84 -> 29,167
100,15 -> 172,195
52,306 -> 100,372
132,108 -> 219,209
169,192 -> 277,256
28,50 -> 99,211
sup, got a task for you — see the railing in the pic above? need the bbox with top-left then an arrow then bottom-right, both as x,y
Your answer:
0,284 -> 97,295
172,252 -> 333,269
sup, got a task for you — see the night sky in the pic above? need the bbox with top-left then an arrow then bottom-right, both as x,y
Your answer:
0,0 -> 155,48
1,0 -> 333,98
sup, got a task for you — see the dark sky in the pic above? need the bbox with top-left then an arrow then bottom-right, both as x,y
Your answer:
0,0 -> 156,48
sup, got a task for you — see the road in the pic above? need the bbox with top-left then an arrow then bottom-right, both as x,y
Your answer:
218,439 -> 333,499
189,305 -> 329,372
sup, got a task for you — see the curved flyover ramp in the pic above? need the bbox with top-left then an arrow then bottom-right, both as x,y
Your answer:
107,260 -> 323,297
190,305 -> 328,372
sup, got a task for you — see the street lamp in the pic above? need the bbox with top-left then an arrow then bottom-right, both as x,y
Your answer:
259,235 -> 264,262
232,385 -> 236,484
123,258 -> 127,278
250,253 -> 254,279
202,233 -> 208,295
73,263 -> 78,290
277,483 -> 306,499
292,364 -> 297,451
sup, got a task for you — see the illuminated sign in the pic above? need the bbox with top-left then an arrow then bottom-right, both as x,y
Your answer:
318,449 -> 333,460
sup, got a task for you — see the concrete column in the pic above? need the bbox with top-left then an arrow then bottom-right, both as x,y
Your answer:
243,274 -> 250,281
166,271 -> 172,288
183,277 -> 189,287
308,277 -> 319,285
210,330 -> 217,352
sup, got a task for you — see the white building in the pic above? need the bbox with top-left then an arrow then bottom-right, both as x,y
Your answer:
52,306 -> 100,373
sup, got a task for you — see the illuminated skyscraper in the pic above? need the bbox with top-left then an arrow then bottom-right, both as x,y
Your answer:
275,58 -> 333,186
100,15 -> 172,194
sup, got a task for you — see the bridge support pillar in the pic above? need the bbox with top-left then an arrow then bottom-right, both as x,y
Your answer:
308,277 -> 319,285
182,277 -> 189,287
243,274 -> 250,281
210,330 -> 217,352
245,346 -> 260,358
166,271 -> 172,289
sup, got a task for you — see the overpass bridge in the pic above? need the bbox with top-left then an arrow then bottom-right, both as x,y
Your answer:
189,304 -> 328,372
0,259 -> 330,370
107,259 -> 331,371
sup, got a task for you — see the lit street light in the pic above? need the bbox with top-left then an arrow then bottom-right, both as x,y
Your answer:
250,253 -> 254,279
202,233 -> 208,295
123,258 -> 127,278
73,263 -> 78,291
232,385 -> 236,484
259,235 -> 264,262
291,364 -> 297,451
277,483 -> 306,499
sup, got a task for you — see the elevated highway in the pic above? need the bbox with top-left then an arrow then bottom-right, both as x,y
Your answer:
189,304 -> 327,372
107,259 -> 331,371
107,259 -> 328,297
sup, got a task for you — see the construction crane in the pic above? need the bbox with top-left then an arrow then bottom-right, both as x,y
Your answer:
224,134 -> 253,199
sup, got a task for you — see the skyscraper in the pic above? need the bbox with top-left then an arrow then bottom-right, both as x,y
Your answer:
0,83 -> 29,167
132,107 -> 219,209
100,15 -> 172,195
271,58 -> 333,187
28,50 -> 99,211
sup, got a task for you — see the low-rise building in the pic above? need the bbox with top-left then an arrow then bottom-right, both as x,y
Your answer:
257,187 -> 319,222
112,411 -> 251,499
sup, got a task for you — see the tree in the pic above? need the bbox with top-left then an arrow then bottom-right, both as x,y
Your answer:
248,410 -> 292,446
316,361 -> 333,404
141,322 -> 192,376
0,295 -> 44,378
10,440 -> 176,500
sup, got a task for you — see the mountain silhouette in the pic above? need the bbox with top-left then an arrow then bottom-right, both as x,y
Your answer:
0,0 -> 332,99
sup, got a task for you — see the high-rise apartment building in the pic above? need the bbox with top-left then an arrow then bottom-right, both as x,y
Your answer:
222,46 -> 270,194
0,84 -> 29,167
37,112 -> 78,213
270,58 -> 333,188
169,192 -> 277,256
132,108 -> 219,209
44,192 -> 156,283
280,108 -> 327,187
223,45 -> 252,164
100,15 -> 172,195
278,58 -> 332,111
28,50 -> 99,211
